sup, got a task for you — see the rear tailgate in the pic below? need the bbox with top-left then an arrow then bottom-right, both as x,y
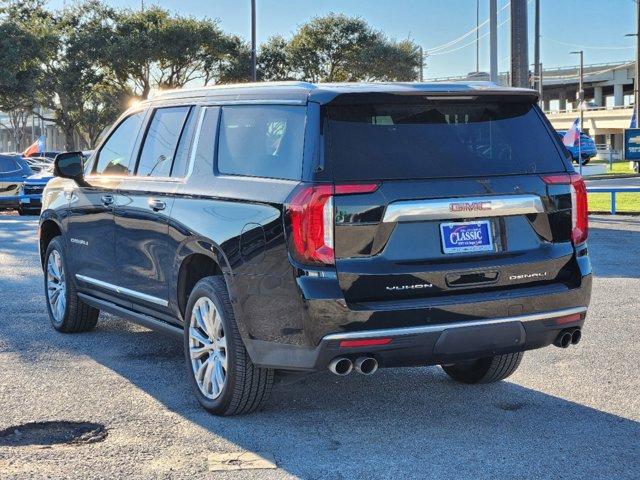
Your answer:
324,97 -> 578,305
333,175 -> 576,303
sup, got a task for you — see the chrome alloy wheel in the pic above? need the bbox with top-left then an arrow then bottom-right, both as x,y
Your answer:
189,297 -> 228,400
46,249 -> 66,324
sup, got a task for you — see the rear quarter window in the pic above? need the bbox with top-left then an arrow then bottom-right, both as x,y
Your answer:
217,105 -> 306,180
326,101 -> 566,180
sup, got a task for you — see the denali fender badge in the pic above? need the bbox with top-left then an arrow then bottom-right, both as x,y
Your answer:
509,272 -> 548,280
70,238 -> 89,246
386,283 -> 433,291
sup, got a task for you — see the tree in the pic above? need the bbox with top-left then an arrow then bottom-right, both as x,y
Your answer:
107,7 -> 242,98
258,35 -> 293,81
0,1 -> 48,150
270,14 -> 422,83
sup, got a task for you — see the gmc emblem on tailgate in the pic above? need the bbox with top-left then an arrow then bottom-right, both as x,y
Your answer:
449,201 -> 492,212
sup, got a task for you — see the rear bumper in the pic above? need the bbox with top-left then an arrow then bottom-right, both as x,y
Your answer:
245,305 -> 588,371
0,195 -> 21,208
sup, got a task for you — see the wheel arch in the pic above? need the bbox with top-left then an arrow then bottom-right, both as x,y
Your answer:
39,217 -> 63,269
173,238 -> 236,324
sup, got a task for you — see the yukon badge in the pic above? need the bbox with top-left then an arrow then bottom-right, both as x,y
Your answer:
386,283 -> 433,291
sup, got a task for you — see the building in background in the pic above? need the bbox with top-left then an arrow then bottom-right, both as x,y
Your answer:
429,60 -> 637,160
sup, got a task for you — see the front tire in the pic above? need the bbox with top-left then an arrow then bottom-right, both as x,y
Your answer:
441,352 -> 524,384
184,276 -> 273,415
44,237 -> 99,333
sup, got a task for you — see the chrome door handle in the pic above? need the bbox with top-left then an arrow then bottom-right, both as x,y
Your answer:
149,199 -> 166,212
101,194 -> 114,206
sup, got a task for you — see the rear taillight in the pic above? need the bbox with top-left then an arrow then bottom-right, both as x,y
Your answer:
542,173 -> 588,245
288,183 -> 379,265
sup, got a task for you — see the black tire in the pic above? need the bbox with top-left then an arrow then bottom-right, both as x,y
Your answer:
183,276 -> 273,415
44,237 -> 99,333
441,352 -> 524,384
582,156 -> 591,165
18,208 -> 37,216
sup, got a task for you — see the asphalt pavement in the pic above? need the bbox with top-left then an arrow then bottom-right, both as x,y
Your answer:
0,214 -> 638,479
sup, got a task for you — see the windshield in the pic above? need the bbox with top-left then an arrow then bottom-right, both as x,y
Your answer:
325,101 -> 566,180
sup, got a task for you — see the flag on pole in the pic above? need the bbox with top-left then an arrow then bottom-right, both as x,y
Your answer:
630,105 -> 638,128
23,135 -> 45,157
562,118 -> 581,148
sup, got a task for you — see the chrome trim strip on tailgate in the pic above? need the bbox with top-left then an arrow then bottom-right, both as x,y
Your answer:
382,194 -> 544,223
75,274 -> 169,307
322,306 -> 587,341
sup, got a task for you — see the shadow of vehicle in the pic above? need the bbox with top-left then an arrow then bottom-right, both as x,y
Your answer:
0,214 -> 638,478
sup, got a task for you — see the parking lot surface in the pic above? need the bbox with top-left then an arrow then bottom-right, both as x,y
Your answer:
0,214 -> 638,479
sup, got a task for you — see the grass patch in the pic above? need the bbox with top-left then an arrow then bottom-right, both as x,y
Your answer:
591,160 -> 636,175
588,192 -> 640,213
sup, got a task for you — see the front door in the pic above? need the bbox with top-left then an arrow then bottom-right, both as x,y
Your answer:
69,110 -> 147,294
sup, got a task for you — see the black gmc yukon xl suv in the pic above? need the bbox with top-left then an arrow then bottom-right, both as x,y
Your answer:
40,82 -> 591,415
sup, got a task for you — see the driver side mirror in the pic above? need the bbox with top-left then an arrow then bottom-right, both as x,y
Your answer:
54,151 -> 85,183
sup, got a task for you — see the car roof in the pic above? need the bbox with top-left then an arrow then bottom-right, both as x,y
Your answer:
142,81 -> 539,107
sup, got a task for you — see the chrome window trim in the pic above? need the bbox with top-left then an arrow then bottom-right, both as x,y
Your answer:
322,306 -> 587,341
75,274 -> 169,307
184,106 -> 208,180
382,194 -> 544,223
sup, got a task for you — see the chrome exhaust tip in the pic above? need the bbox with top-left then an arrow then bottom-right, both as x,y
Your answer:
354,357 -> 378,375
329,357 -> 353,376
554,331 -> 572,349
571,328 -> 582,345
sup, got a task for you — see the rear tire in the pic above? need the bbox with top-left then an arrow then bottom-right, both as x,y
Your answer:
441,352 -> 524,384
184,276 -> 273,415
44,237 -> 99,333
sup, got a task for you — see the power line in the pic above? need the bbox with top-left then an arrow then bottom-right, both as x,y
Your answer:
543,36 -> 634,50
425,2 -> 510,53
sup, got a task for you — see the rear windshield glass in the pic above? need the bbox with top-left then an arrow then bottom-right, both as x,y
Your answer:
325,102 -> 565,180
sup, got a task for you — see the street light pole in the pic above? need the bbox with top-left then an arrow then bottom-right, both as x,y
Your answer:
534,0 -> 541,94
251,0 -> 257,82
571,50 -> 584,175
510,0 -> 529,87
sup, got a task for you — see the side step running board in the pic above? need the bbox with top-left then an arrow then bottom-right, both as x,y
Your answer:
77,293 -> 183,337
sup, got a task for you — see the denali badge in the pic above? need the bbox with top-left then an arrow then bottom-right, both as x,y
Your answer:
70,238 -> 89,246
449,201 -> 492,212
386,283 -> 433,291
509,272 -> 548,280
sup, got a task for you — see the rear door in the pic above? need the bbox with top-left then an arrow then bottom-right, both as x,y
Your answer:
325,99 -> 576,305
113,105 -> 196,315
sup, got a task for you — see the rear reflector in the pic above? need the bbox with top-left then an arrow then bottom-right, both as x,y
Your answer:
553,313 -> 583,324
542,173 -> 588,245
339,338 -> 392,348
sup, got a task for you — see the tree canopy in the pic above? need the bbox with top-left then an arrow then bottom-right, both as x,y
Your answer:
0,3 -> 424,150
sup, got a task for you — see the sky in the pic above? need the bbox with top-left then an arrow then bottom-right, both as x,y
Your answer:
48,0 -> 638,79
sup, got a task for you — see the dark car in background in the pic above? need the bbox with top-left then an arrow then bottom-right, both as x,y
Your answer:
556,130 -> 597,164
39,82 -> 591,416
19,167 -> 54,215
0,154 -> 33,210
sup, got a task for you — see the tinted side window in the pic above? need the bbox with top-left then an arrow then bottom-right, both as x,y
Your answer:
95,111 -> 145,176
217,105 -> 305,180
136,106 -> 191,177
0,157 -> 17,173
169,107 -> 197,177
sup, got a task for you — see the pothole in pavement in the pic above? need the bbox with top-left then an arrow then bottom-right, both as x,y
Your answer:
0,421 -> 107,447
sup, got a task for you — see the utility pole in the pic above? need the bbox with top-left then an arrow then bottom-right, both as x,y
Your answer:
251,0 -> 257,82
625,0 -> 640,114
534,0 -> 541,93
489,0 -> 498,83
637,0 -> 640,113
419,46 -> 424,82
510,0 -> 529,87
571,50 -> 584,175
476,0 -> 480,73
